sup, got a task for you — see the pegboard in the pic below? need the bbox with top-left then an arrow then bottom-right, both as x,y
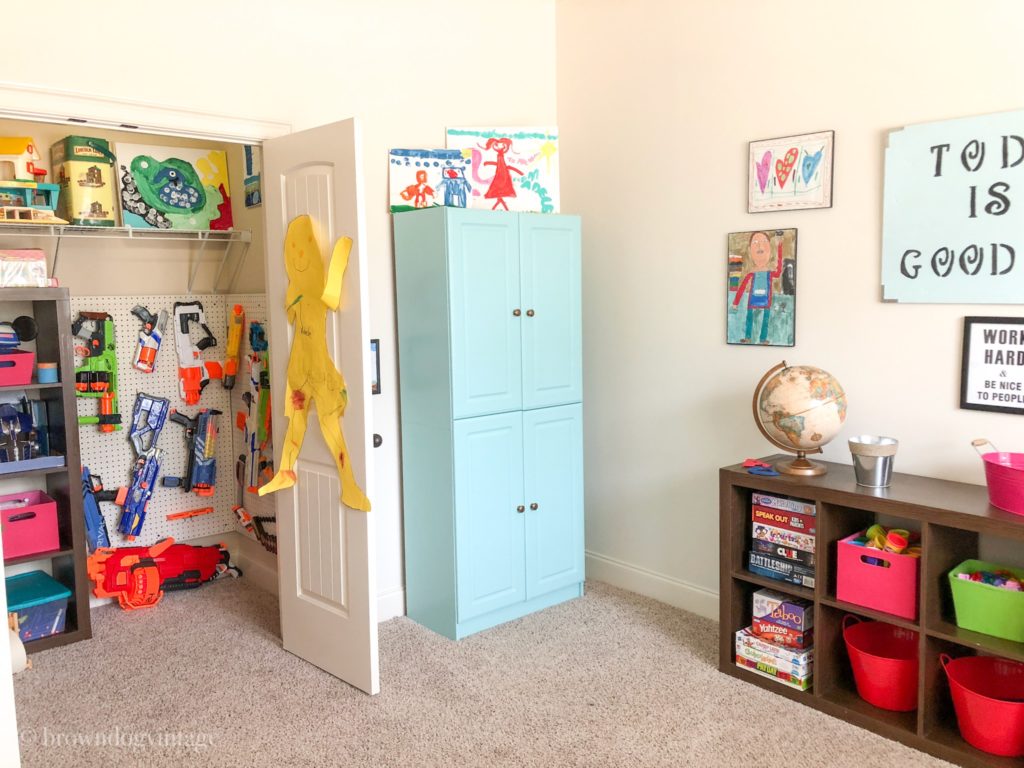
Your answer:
72,293 -> 276,550
224,293 -> 276,547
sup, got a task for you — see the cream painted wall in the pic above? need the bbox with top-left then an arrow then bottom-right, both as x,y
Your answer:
557,0 -> 1024,615
5,0 -> 557,617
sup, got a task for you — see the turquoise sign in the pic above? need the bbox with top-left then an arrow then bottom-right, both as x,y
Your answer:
882,109 -> 1024,303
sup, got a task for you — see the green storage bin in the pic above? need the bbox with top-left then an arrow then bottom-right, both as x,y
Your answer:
949,559 -> 1024,643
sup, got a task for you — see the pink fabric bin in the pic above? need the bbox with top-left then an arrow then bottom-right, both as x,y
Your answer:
836,531 -> 920,620
0,490 -> 59,560
0,349 -> 34,386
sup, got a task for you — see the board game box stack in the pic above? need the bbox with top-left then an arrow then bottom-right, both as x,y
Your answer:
748,491 -> 816,589
735,588 -> 814,691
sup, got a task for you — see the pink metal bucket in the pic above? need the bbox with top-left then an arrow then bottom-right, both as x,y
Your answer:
973,439 -> 1024,517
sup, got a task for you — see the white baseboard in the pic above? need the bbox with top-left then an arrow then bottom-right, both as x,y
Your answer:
377,586 -> 406,621
585,550 -> 719,621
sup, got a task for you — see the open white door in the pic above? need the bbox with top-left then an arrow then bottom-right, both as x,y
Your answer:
263,119 -> 379,694
0,533 -> 22,767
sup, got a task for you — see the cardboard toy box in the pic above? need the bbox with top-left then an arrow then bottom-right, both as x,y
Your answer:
51,136 -> 119,227
751,616 -> 813,648
752,588 -> 814,632
751,504 -> 816,536
748,551 -> 815,589
752,492 -> 816,517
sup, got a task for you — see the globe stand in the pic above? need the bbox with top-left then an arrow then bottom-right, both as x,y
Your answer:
776,451 -> 827,477
753,361 -> 845,479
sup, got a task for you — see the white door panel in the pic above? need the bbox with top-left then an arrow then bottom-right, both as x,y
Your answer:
263,119 -> 378,694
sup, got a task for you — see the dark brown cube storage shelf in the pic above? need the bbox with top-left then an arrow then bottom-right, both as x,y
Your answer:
720,456 -> 1024,768
1,287 -> 91,652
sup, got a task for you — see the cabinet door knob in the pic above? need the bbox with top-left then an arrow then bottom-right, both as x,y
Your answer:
530,502 -> 539,510
526,309 -> 535,317
516,505 -> 525,513
512,309 -> 522,317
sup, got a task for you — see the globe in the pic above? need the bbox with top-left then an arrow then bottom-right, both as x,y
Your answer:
753,362 -> 848,476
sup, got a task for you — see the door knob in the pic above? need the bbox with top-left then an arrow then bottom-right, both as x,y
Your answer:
512,309 -> 522,317
516,505 -> 525,513
530,502 -> 539,510
526,309 -> 535,317
373,433 -> 383,448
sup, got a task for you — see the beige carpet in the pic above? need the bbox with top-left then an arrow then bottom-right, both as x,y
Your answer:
12,579 -> 953,767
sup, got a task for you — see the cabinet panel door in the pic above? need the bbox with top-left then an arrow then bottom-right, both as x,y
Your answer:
448,211 -> 522,419
520,215 -> 582,410
523,404 -> 584,599
454,412 -> 526,621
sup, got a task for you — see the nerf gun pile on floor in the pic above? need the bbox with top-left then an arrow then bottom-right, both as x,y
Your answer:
72,312 -> 121,432
87,537 -> 240,611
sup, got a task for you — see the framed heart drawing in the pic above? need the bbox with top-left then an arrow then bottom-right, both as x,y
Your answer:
748,130 -> 833,213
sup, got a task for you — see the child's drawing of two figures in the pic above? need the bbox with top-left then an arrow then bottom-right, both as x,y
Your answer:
728,229 -> 797,347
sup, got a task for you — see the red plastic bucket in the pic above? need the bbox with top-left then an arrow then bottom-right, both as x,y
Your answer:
843,615 -> 918,711
973,439 -> 1024,516
941,654 -> 1024,757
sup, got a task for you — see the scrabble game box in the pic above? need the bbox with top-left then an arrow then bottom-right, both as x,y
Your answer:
751,538 -> 815,567
752,492 -> 816,517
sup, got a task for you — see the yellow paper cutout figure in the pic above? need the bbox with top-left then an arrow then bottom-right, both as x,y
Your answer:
259,215 -> 371,512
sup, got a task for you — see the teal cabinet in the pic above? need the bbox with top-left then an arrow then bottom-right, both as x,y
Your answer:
520,216 -> 583,410
448,212 -> 522,420
395,208 -> 584,640
454,412 -> 526,621
523,404 -> 584,598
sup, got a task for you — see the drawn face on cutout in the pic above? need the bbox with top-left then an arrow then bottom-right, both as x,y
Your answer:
285,215 -> 325,291
749,232 -> 772,269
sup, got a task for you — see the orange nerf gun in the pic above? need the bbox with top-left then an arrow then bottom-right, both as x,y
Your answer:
173,301 -> 221,405
223,304 -> 244,389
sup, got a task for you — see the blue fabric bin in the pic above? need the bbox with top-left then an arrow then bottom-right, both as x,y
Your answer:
5,570 -> 72,642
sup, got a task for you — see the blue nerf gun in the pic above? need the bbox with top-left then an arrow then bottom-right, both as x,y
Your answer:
161,408 -> 221,497
117,394 -> 170,540
82,465 -> 112,553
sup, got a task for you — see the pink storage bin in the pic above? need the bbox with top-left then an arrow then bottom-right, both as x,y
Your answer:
0,490 -> 59,560
836,530 -> 920,620
0,350 -> 35,386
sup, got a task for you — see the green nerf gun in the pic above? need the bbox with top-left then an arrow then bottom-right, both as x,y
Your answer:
72,311 -> 122,432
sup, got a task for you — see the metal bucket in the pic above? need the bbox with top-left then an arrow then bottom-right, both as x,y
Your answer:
849,435 -> 898,487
